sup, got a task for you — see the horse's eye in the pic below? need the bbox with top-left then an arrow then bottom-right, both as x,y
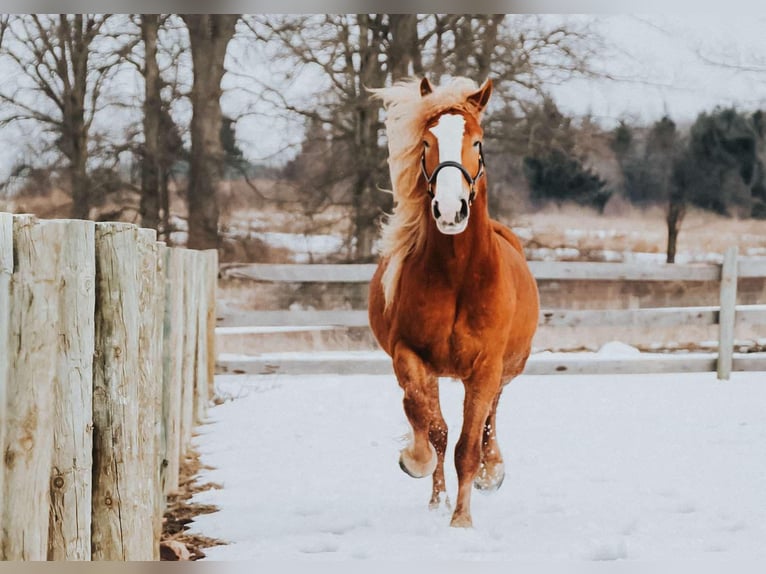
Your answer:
423,141 -> 430,148
473,141 -> 481,148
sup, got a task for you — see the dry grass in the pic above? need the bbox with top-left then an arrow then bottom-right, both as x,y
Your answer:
506,204 -> 766,258
160,444 -> 226,561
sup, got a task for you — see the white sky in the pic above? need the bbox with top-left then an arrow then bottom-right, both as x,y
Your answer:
548,14 -> 766,126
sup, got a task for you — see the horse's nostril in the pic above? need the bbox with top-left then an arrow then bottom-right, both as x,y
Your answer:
455,199 -> 469,223
432,201 -> 441,220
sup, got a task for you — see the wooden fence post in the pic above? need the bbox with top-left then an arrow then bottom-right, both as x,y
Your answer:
162,248 -> 185,495
717,246 -> 739,380
195,251 -> 209,422
92,222 -> 150,561
2,216 -> 62,560
205,249 -> 218,402
0,213 -> 13,536
180,250 -> 199,455
48,219 -> 95,561
152,241 -> 167,561
136,228 -> 160,560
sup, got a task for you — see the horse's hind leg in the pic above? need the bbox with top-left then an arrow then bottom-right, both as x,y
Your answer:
427,380 -> 450,510
394,344 -> 437,479
474,388 -> 505,492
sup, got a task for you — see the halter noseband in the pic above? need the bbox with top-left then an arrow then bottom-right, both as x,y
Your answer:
420,141 -> 485,205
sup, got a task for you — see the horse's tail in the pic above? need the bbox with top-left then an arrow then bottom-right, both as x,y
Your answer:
491,219 -> 525,255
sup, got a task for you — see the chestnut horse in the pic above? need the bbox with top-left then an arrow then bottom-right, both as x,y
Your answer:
368,77 -> 539,528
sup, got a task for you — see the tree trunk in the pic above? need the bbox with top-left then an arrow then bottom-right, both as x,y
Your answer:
141,14 -> 162,231
66,15 -> 91,220
666,199 -> 685,264
69,153 -> 89,220
351,14 -> 388,261
181,14 -> 238,251
476,15 -> 503,80
388,15 -> 421,81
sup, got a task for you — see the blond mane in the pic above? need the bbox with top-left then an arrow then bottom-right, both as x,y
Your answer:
370,77 -> 483,307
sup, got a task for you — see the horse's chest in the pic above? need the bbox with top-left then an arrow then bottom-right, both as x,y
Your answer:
396,288 -> 490,374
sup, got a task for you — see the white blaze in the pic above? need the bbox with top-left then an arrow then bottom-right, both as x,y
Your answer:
429,114 -> 470,234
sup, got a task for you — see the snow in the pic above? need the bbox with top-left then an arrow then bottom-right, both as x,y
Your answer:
189,361 -> 766,562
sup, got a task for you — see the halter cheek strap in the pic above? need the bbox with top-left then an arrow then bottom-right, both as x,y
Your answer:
420,142 -> 485,206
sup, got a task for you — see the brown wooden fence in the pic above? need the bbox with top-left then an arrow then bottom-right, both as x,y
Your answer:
0,213 -> 217,561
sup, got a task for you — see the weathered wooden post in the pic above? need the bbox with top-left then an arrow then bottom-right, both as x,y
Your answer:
2,215 -> 62,560
92,222 -> 151,561
204,249 -> 218,402
161,248 -> 186,495
180,250 -> 199,454
0,212 -> 13,533
717,246 -> 739,380
136,228 -> 161,560
152,241 -> 167,561
48,219 -> 95,561
195,251 -> 209,422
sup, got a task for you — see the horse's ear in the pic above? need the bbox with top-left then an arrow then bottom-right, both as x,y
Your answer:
467,79 -> 493,112
420,77 -> 433,97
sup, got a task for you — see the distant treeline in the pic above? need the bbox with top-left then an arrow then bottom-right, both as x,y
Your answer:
1,14 -> 761,264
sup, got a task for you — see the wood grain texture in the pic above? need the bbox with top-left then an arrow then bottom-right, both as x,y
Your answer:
2,215 -> 61,560
179,250 -> 199,456
91,222 -> 148,561
161,248 -> 185,495
136,228 -> 159,560
152,242 -> 167,560
0,212 -> 12,530
48,219 -> 95,561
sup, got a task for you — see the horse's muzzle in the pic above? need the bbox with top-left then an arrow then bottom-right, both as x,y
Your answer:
432,197 -> 470,235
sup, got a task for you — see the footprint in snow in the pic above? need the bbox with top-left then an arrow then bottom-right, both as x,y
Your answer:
299,540 -> 340,554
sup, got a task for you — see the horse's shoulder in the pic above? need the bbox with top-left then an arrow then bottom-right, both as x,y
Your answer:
490,219 -> 524,255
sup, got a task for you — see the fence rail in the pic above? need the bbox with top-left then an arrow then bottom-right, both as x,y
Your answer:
219,258 -> 766,283
0,213 -> 217,561
216,248 -> 766,379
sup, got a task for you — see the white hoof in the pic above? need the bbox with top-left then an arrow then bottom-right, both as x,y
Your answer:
399,443 -> 437,478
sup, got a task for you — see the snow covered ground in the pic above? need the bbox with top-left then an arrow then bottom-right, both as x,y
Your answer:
189,363 -> 766,562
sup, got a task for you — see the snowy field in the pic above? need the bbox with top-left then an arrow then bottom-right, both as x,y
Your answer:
189,365 -> 766,563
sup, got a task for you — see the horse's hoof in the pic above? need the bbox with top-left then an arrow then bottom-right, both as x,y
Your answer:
398,443 -> 437,478
450,512 -> 473,528
429,492 -> 451,512
474,462 -> 505,492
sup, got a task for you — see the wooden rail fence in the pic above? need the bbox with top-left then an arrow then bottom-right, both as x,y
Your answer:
0,213 -> 217,561
216,248 -> 766,379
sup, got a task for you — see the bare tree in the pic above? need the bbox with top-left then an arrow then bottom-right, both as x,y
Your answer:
118,14 -> 187,239
240,14 -> 597,260
0,15 -> 122,219
140,14 -> 162,231
180,14 -> 239,250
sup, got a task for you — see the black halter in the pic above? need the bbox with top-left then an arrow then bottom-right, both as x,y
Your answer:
420,141 -> 485,205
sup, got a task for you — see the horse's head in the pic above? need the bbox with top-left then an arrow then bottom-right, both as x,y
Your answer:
419,77 -> 492,235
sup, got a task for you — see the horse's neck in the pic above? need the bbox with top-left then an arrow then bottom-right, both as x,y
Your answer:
422,196 -> 494,278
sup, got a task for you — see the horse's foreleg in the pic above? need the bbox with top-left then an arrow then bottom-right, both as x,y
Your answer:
474,389 -> 505,492
393,344 -> 437,479
427,384 -> 449,510
451,363 -> 502,528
